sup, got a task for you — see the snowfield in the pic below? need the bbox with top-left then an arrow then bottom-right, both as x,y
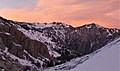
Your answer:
44,37 -> 120,71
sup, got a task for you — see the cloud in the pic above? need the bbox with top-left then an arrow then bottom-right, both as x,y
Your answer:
0,0 -> 38,9
35,0 -> 120,28
0,0 -> 119,28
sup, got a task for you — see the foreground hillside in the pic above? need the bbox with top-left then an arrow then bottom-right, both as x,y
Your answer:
44,37 -> 120,71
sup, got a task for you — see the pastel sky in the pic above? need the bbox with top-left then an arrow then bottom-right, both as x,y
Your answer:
0,0 -> 119,28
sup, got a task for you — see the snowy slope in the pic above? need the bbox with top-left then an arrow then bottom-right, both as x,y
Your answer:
70,38 -> 120,71
44,37 -> 120,71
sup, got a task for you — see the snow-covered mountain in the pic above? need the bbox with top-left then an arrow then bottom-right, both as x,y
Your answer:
44,37 -> 120,71
0,16 -> 120,71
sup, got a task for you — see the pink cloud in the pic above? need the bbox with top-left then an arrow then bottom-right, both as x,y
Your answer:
0,0 -> 119,28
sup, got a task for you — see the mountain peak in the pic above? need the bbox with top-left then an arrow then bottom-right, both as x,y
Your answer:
51,22 -> 70,28
0,16 -> 5,21
0,16 -> 15,26
0,16 -> 8,21
80,23 -> 104,29
0,16 -> 4,19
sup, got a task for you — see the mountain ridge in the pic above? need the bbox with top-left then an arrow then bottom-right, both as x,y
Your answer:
0,16 -> 119,29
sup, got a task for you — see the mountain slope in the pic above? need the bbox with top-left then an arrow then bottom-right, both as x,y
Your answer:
44,37 -> 120,71
65,23 -> 120,54
0,16 -> 120,71
70,37 -> 120,71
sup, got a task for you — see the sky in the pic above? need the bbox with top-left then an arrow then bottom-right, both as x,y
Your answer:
0,0 -> 119,28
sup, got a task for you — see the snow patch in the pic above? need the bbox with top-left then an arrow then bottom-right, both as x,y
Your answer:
49,50 -> 61,58
4,32 -> 11,35
13,43 -> 21,47
106,29 -> 112,36
24,50 -> 43,67
86,25 -> 91,28
2,56 -> 6,60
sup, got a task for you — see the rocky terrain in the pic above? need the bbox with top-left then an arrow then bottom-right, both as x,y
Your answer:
0,16 -> 120,71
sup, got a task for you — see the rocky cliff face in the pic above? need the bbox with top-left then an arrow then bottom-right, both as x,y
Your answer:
65,23 -> 120,55
0,16 -> 120,71
0,17 -> 51,71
